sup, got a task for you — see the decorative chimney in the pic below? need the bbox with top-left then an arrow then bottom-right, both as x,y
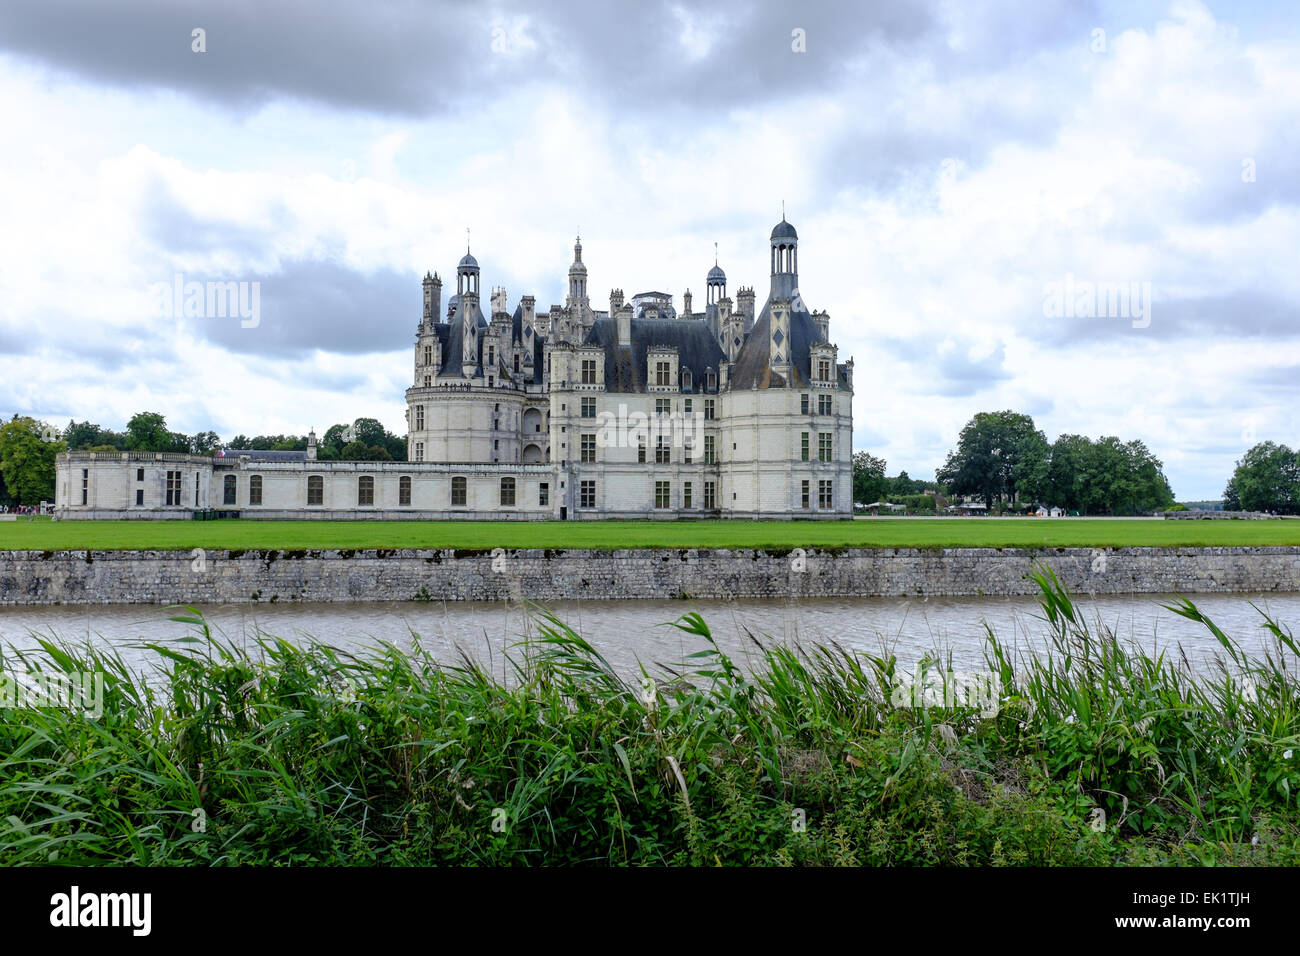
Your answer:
609,288 -> 624,318
682,289 -> 693,317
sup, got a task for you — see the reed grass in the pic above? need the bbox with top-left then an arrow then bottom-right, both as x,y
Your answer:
1,569 -> 1298,866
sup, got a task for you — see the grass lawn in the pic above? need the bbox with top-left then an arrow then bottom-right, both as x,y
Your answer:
1,516 -> 1298,551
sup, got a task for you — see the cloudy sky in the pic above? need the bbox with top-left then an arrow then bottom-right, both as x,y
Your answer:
1,0 -> 1297,499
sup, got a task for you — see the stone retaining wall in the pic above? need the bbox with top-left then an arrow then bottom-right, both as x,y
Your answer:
2,547 -> 1298,606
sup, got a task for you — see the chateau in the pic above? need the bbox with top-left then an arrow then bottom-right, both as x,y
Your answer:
55,218 -> 854,520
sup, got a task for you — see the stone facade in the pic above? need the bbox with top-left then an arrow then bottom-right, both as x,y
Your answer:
53,218 -> 853,521
3,547 -> 1297,606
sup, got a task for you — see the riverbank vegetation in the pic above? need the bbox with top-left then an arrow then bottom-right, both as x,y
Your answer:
2,516 -> 1300,552
2,571 -> 1297,865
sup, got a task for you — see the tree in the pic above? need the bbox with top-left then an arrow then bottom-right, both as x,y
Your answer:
1226,442 -> 1299,514
191,431 -> 221,455
0,417 -> 62,505
938,411 -> 1046,508
63,420 -> 124,450
124,412 -> 174,451
852,451 -> 887,504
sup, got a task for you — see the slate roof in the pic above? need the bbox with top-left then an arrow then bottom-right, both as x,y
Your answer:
215,449 -> 308,462
582,317 -> 726,392
728,293 -> 827,390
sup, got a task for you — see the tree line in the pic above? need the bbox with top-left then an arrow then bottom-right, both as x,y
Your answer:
853,410 -> 1177,515
0,412 -> 406,506
1223,442 -> 1300,514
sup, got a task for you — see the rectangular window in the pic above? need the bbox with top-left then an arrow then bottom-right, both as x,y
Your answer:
249,474 -> 262,505
683,482 -> 692,509
136,467 -> 144,482
195,472 -> 200,507
819,394 -> 832,415
415,441 -> 424,462
801,433 -> 809,462
514,354 -> 520,373
500,477 -> 515,506
818,359 -> 831,382
222,474 -> 236,506
683,398 -> 692,414
638,442 -> 646,464
82,469 -> 89,505
539,482 -> 549,506
581,433 -> 596,463
683,437 -> 692,465
399,475 -> 411,506
704,436 -> 715,464
655,481 -> 670,508
801,480 -> 810,509
136,489 -> 143,506
308,475 -> 323,505
580,480 -> 596,508
656,398 -> 670,416
819,480 -> 833,509
801,393 -> 809,415
819,433 -> 832,462
358,475 -> 374,506
655,436 -> 670,464
581,397 -> 596,418
656,361 -> 670,386
423,344 -> 432,366
581,359 -> 597,384
168,471 -> 184,506
487,344 -> 496,366
704,399 -> 715,420
451,476 -> 466,506
416,404 -> 425,429
703,481 -> 716,510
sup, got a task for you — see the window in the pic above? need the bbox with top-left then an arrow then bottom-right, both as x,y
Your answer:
655,436 -> 670,464
704,399 -> 715,420
416,404 -> 425,429
580,480 -> 596,508
581,397 -> 596,418
581,433 -> 596,463
399,475 -> 411,506
308,475 -> 323,505
638,442 -> 646,464
223,474 -> 236,505
195,472 -> 200,506
514,354 -> 520,373
801,433 -> 809,462
488,375 -> 494,387
818,359 -> 832,382
801,480 -> 810,509
358,476 -> 374,506
819,433 -> 832,462
249,475 -> 262,506
656,398 -> 671,416
415,441 -> 424,462
424,375 -> 431,387
136,467 -> 144,482
683,437 -> 692,465
451,476 -> 466,506
136,489 -> 143,506
539,482 -> 549,506
819,394 -> 833,415
801,393 -> 809,415
500,477 -> 515,506
681,369 -> 692,390
82,469 -> 89,505
655,361 -> 670,386
819,480 -> 833,508
683,482 -> 692,509
423,344 -> 432,365
707,370 -> 716,390
581,359 -> 597,384
655,481 -> 670,508
704,436 -> 715,464
166,471 -> 181,506
487,344 -> 496,367
703,481 -> 716,510
684,398 -> 692,414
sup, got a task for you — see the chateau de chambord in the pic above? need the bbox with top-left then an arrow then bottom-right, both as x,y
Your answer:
55,218 -> 854,520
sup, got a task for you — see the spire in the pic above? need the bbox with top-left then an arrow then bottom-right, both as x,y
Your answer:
466,226 -> 471,255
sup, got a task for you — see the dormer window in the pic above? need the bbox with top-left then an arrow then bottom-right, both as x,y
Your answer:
681,369 -> 692,390
706,370 -> 716,390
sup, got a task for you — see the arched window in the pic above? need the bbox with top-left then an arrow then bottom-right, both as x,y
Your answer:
307,475 -> 323,505
399,475 -> 411,507
223,474 -> 236,505
249,474 -> 262,506
358,475 -> 374,506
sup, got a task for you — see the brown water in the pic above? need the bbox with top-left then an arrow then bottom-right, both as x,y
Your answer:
2,592 -> 1298,679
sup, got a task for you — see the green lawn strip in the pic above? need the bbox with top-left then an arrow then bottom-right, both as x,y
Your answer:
1,518 -> 1299,551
